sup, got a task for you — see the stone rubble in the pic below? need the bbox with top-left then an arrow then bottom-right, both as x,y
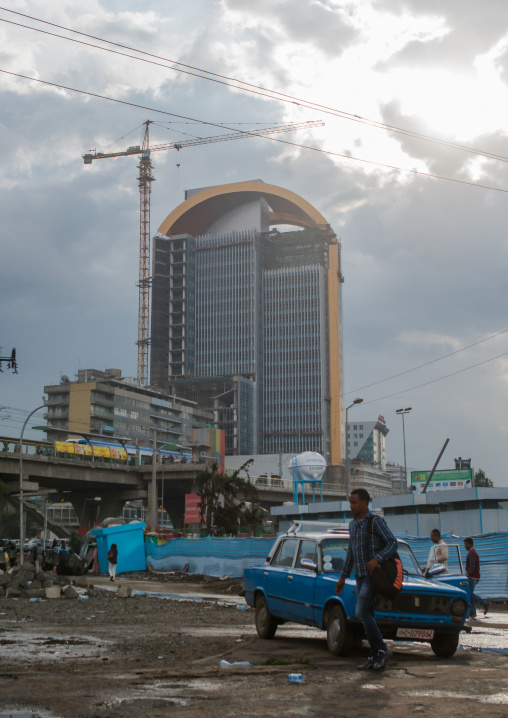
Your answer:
0,561 -> 131,601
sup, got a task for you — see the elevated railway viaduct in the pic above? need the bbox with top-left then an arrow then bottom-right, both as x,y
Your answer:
0,453 -> 344,530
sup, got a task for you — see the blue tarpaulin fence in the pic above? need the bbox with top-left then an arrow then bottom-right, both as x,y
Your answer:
145,530 -> 508,598
145,536 -> 275,578
397,531 -> 508,601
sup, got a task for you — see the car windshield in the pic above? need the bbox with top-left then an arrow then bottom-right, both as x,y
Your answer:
320,538 -> 349,573
397,542 -> 424,576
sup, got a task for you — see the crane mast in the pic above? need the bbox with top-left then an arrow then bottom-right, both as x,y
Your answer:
137,121 -> 154,387
83,119 -> 325,386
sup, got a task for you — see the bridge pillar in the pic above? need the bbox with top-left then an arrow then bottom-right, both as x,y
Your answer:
68,491 -> 147,531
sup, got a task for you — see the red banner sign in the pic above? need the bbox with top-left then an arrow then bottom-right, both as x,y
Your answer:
184,493 -> 202,524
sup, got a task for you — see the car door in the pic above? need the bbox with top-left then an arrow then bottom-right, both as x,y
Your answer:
282,539 -> 319,625
266,538 -> 300,620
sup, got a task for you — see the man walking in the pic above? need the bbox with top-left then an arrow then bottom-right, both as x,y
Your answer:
464,537 -> 490,618
425,529 -> 448,575
335,488 -> 398,671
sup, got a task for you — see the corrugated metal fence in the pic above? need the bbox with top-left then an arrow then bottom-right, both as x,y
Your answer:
145,531 -> 508,598
398,531 -> 508,601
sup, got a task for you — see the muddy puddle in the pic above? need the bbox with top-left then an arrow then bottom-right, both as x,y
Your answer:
102,676 -> 252,711
0,631 -> 111,663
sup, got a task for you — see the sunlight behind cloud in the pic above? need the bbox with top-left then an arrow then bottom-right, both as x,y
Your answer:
394,65 -> 508,140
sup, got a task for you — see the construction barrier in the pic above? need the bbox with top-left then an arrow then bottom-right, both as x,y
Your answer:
398,531 -> 508,601
145,530 -> 508,597
145,536 -> 275,578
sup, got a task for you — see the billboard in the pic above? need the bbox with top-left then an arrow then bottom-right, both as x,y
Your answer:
411,468 -> 473,494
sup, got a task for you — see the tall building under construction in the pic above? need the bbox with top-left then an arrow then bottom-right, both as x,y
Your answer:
150,180 -> 344,465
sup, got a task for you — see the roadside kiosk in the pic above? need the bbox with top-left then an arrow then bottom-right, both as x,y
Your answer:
91,521 -> 146,575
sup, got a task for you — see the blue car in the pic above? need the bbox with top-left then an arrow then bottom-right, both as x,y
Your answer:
243,524 -> 471,658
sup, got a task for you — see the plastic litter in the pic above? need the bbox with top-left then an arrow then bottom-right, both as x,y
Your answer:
219,659 -> 253,668
78,595 -> 89,600
28,597 -> 42,603
236,605 -> 247,610
287,673 -> 303,683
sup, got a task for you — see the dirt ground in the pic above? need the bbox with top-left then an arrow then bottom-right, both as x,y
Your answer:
1,574 -> 508,718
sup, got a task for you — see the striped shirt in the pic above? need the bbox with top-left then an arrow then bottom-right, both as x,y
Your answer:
342,511 -> 398,579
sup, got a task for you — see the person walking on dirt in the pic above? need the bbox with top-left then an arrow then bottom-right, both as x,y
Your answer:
464,537 -> 490,618
91,543 -> 100,575
107,543 -> 118,582
425,529 -> 449,575
33,540 -> 44,573
335,488 -> 398,671
57,540 -> 69,576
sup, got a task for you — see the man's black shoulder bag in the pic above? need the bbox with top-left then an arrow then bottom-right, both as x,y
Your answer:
364,515 -> 403,599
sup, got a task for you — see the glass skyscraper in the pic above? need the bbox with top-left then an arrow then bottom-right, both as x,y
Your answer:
151,181 -> 343,465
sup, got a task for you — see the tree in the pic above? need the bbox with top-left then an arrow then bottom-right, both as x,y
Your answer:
474,469 -> 493,487
241,504 -> 267,536
196,460 -> 258,535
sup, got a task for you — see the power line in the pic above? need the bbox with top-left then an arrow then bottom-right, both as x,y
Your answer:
343,328 -> 508,396
3,69 -> 508,196
1,8 -> 508,165
357,350 -> 508,407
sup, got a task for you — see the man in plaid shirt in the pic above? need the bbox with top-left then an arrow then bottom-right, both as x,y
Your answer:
336,488 -> 398,671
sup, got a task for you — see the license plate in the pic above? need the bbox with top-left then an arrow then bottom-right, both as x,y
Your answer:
396,627 -> 434,640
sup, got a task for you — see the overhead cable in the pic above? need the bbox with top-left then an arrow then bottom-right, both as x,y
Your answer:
3,69 -> 508,195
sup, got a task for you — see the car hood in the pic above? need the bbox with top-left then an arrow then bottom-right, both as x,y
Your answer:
400,574 -> 466,595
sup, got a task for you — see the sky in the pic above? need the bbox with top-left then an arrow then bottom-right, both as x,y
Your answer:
2,0 -> 508,484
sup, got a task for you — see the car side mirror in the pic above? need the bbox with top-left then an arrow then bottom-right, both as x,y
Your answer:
427,563 -> 446,577
300,558 -> 318,572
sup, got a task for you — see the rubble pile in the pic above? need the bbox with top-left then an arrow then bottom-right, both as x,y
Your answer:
0,562 -> 96,600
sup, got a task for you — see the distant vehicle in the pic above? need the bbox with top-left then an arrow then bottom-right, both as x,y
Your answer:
243,522 -> 472,658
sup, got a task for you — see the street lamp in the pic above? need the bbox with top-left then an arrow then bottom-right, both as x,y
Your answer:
396,407 -> 412,490
345,397 -> 363,497
19,404 -> 45,563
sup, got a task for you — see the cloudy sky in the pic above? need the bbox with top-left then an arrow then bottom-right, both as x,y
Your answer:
2,0 -> 508,485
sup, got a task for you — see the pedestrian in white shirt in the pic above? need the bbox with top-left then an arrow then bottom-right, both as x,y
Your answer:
425,529 -> 448,575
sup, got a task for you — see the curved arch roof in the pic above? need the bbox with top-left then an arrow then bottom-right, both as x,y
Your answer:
157,181 -> 329,236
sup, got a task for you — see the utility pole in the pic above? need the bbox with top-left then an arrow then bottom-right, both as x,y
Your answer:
148,428 -> 158,530
19,404 -> 45,563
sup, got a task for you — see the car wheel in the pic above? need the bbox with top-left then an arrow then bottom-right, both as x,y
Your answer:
326,604 -> 351,656
255,594 -> 278,639
430,632 -> 459,658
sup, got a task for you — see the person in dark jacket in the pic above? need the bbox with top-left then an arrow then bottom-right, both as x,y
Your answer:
335,488 -> 398,671
107,543 -> 118,582
57,541 -> 69,575
464,537 -> 490,618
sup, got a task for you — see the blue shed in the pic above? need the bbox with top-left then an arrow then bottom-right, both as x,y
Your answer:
91,522 -> 146,575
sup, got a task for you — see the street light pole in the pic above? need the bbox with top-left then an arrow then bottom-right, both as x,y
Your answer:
19,404 -> 45,564
148,428 -> 158,531
396,407 -> 412,490
345,397 -> 363,498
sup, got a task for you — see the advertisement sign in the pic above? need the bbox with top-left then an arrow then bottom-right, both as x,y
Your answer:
184,493 -> 202,524
411,468 -> 473,494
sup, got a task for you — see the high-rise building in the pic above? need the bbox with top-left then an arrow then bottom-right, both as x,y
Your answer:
44,368 -> 212,448
151,180 -> 344,465
346,417 -> 389,470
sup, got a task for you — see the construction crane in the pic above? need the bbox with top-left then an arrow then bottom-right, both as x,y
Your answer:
83,119 -> 325,387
